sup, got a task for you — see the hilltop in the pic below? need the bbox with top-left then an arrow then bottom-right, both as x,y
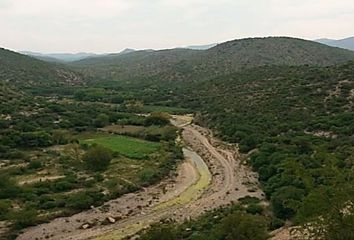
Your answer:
72,37 -> 354,84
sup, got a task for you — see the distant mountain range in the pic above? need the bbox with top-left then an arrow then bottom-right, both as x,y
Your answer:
20,44 -> 218,62
315,37 -> 354,51
19,51 -> 99,62
20,48 -> 137,62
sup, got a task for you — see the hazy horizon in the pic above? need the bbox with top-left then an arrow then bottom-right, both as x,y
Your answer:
1,0 -> 354,53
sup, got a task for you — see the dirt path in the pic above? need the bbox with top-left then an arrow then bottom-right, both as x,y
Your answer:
17,116 -> 264,240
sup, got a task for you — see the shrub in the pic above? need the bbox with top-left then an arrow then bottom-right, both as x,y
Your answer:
11,209 -> 38,229
144,112 -> 170,126
212,212 -> 268,240
28,160 -> 43,170
139,168 -> 157,185
94,113 -> 110,128
0,200 -> 11,220
83,145 -> 113,171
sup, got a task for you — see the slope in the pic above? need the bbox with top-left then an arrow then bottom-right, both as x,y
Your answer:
0,48 -> 83,88
72,37 -> 354,84
169,62 -> 354,233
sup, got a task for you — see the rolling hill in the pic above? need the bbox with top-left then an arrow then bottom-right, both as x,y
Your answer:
316,37 -> 354,51
72,37 -> 354,84
0,48 -> 83,88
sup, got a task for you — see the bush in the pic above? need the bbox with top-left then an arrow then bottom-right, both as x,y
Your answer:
246,204 -> 263,215
83,145 -> 113,171
66,192 -> 94,210
212,212 -> 268,240
28,160 -> 43,170
0,174 -> 21,199
139,168 -> 157,185
0,200 -> 11,220
144,112 -> 170,126
11,209 -> 38,229
140,224 -> 177,240
94,113 -> 110,128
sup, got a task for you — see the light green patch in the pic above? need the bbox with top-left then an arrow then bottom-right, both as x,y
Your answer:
83,135 -> 160,159
154,148 -> 211,210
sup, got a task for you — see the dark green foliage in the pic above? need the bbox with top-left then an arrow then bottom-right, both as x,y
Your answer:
28,160 -> 43,170
165,63 -> 354,225
140,225 -> 177,240
270,186 -> 306,219
0,200 -> 11,220
144,112 -> 170,126
10,209 -> 38,229
0,174 -> 21,199
94,113 -> 110,127
140,206 -> 268,240
83,145 -> 113,171
211,212 -> 268,240
66,190 -> 104,210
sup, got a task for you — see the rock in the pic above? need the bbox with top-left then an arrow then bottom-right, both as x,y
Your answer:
107,216 -> 116,223
81,224 -> 90,229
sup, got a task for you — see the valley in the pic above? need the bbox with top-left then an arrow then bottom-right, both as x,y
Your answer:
17,115 -> 263,240
0,36 -> 353,240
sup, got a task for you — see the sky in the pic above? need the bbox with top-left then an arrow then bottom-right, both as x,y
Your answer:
1,0 -> 354,53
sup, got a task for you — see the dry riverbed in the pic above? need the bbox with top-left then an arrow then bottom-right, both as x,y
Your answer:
17,115 -> 264,240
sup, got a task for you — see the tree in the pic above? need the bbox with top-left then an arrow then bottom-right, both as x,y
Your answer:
271,186 -> 306,219
94,113 -> 110,128
83,145 -> 112,171
212,212 -> 268,240
144,112 -> 170,126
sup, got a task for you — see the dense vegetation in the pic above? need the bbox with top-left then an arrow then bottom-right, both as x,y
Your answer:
73,37 -> 354,85
165,63 -> 354,237
0,84 -> 182,238
139,198 -> 270,240
1,36 -> 354,239
0,48 -> 83,88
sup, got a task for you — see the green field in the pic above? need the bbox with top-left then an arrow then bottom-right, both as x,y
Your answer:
84,135 -> 161,159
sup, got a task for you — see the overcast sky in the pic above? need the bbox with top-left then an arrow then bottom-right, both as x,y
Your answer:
1,0 -> 354,53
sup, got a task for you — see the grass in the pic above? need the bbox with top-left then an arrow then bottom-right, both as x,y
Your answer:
83,135 -> 160,159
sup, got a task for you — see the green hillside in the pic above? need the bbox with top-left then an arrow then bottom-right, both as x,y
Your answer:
0,48 -> 83,88
166,62 -> 354,230
73,37 -> 354,84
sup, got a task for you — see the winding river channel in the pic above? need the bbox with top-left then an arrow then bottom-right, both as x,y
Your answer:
18,115 -> 263,240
